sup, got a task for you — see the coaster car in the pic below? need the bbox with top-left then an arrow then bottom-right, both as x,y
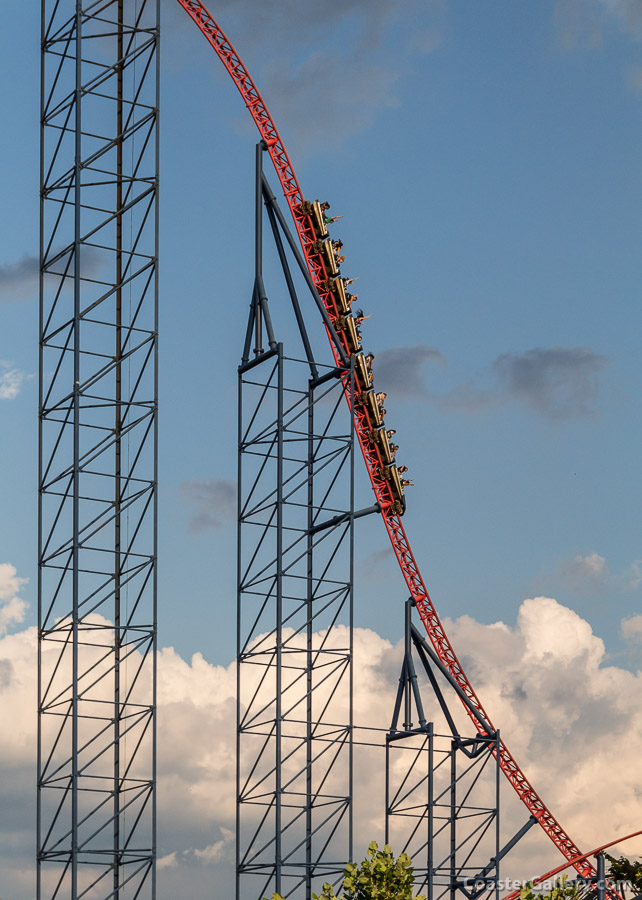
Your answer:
321,239 -> 338,277
298,199 -> 328,240
323,276 -> 352,316
388,465 -> 404,503
377,435 -> 394,466
365,425 -> 393,466
334,277 -> 351,314
363,389 -> 382,427
353,352 -> 371,393
339,314 -> 360,354
310,200 -> 329,239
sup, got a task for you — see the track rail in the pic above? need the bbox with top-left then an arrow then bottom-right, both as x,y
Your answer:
175,0 -> 596,879
504,829 -> 642,900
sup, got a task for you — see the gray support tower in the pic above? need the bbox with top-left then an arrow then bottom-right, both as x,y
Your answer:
236,148 -> 358,899
385,601 -> 538,900
38,2 -> 159,897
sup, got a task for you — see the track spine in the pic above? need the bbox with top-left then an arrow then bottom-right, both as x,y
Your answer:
175,0 -> 597,879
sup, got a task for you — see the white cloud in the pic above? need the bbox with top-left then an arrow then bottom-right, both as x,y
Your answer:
557,552 -> 642,594
574,552 -> 608,578
1,596 -> 642,898
0,563 -> 27,601
621,614 -> 642,642
624,560 -> 642,590
0,362 -> 29,400
559,551 -> 610,589
0,563 -> 28,635
193,827 -> 234,864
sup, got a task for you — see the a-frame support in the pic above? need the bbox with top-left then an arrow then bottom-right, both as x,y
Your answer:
386,600 -> 536,900
237,143 -> 378,900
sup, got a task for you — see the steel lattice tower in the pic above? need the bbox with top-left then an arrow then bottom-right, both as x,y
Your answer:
236,146 -> 360,900
384,601 -> 538,900
38,1 -> 159,897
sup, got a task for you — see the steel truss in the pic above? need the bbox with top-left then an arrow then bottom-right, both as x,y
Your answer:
38,1 -> 159,898
386,602 -> 537,900
237,147 -> 370,900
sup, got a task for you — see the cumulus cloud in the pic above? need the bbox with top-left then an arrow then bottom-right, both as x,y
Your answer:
377,345 -> 608,421
2,596 -> 642,898
192,827 -> 234,863
0,362 -> 29,400
441,597 -> 642,872
558,552 -> 642,594
179,478 -> 236,532
0,563 -> 28,635
625,560 -> 642,590
559,552 -> 610,591
621,614 -> 642,642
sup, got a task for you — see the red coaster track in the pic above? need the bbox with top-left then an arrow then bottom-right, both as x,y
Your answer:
175,0 -> 595,880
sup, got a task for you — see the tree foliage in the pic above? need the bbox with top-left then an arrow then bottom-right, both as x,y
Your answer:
520,874 -> 581,900
605,854 -> 642,895
264,842 -> 425,900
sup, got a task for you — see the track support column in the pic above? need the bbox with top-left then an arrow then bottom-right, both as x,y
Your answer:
39,2 -> 159,897
386,602 -> 503,900
236,159 -> 355,899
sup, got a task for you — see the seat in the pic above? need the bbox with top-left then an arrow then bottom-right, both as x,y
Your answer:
334,277 -> 351,314
378,437 -> 393,466
388,465 -> 404,502
321,240 -> 338,276
365,390 -> 382,427
311,200 -> 328,239
353,352 -> 369,393
342,314 -> 360,354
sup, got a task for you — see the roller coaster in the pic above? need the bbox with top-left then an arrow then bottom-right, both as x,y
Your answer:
177,0 -> 592,878
36,2 -> 631,898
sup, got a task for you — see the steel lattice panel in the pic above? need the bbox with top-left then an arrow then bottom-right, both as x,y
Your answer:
237,350 -> 354,900
39,2 -> 159,897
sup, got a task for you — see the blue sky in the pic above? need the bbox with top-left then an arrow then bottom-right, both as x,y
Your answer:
1,2 -> 642,894
2,0 -> 639,664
